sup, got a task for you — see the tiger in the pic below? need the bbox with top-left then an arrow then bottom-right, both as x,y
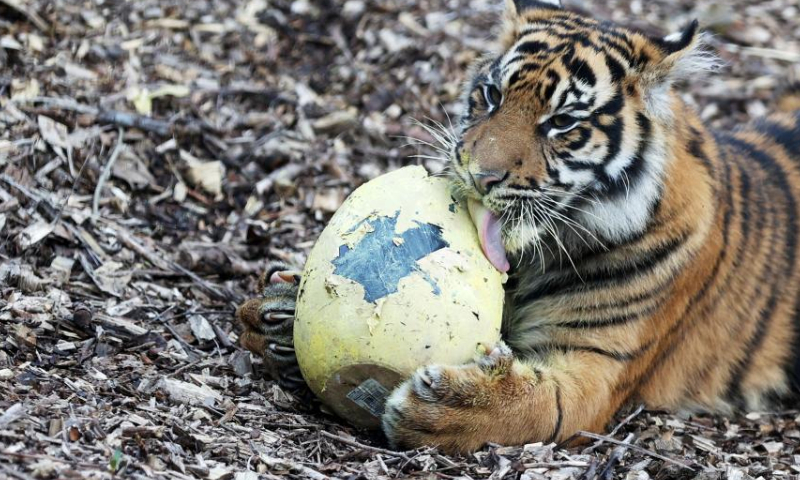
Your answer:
237,0 -> 800,453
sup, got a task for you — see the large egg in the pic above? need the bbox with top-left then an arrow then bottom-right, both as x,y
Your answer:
294,166 -> 505,428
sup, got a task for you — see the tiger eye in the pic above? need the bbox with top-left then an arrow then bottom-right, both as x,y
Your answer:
484,84 -> 503,108
551,114 -> 577,129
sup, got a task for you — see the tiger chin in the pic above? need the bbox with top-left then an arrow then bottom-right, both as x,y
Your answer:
381,0 -> 800,453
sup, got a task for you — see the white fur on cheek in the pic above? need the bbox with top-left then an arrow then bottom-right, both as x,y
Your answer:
503,217 -> 544,256
579,124 -> 670,243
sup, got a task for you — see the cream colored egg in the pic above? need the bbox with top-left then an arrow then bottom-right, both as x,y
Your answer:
294,166 -> 505,429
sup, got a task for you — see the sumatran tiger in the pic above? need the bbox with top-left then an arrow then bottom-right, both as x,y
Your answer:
237,0 -> 800,453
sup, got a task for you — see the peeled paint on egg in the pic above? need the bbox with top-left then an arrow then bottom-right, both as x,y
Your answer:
294,166 -> 505,429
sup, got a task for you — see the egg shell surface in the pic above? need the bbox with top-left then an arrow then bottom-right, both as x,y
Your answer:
294,165 -> 505,428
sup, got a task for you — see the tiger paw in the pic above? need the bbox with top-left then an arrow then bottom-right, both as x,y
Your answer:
236,262 -> 306,390
382,342 -> 517,453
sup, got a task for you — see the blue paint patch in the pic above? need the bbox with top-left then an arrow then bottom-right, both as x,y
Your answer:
332,212 -> 448,303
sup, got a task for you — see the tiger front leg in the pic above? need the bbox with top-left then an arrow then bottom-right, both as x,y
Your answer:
382,343 -> 625,453
236,262 -> 306,390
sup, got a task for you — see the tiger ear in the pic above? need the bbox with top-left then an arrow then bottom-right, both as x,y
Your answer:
638,20 -> 721,119
500,0 -> 561,49
506,0 -> 562,17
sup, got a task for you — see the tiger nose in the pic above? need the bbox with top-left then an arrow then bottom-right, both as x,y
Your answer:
472,171 -> 507,195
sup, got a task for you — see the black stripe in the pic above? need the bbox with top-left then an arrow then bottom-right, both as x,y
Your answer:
602,113 -> 651,198
722,137 -> 798,400
516,41 -> 550,55
536,340 -> 654,362
602,39 -> 635,64
684,161 -> 760,399
687,126 -> 715,177
791,125 -> 800,393
725,180 -> 777,405
519,230 -> 690,303
753,118 -> 800,156
567,54 -> 596,87
546,383 -> 563,444
566,127 -> 592,151
509,62 -> 545,88
616,137 -> 735,395
568,281 -> 670,312
593,90 -> 625,116
604,54 -> 626,83
542,70 -> 561,101
557,303 -> 660,329
544,31 -> 597,50
555,86 -> 572,110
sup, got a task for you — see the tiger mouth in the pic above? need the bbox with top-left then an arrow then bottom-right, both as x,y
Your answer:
467,199 -> 510,273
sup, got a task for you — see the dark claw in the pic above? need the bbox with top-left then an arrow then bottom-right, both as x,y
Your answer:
284,374 -> 305,384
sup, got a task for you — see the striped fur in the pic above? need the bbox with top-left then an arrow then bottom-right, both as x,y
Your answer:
382,0 -> 800,453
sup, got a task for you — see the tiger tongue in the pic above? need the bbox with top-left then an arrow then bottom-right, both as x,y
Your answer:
467,199 -> 510,273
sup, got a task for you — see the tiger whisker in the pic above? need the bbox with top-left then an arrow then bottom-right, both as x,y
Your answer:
620,170 -> 632,200
398,138 -> 452,157
536,204 -> 583,280
409,154 -> 451,162
540,200 -> 604,250
419,116 -> 458,145
527,205 -> 551,273
540,193 -> 605,222
542,186 -> 602,206
409,118 -> 457,151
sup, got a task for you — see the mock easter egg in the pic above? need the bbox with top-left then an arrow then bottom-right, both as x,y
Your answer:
294,166 -> 505,428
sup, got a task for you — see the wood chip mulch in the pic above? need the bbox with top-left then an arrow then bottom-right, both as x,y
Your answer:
2,0 -> 800,478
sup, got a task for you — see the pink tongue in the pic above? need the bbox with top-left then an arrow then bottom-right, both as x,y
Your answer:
468,200 -> 510,273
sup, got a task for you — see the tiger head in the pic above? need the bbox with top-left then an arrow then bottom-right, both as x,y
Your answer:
450,0 -> 719,263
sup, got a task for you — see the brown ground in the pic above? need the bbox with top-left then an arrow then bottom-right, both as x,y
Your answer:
2,0 -> 800,478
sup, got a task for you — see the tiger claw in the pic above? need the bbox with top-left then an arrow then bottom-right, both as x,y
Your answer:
264,311 -> 294,322
269,270 -> 302,284
268,343 -> 295,354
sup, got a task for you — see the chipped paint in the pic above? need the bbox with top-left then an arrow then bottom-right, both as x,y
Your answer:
332,211 -> 449,303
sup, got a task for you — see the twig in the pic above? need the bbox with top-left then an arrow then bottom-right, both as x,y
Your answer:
580,459 -> 599,480
0,452 -> 100,470
262,422 -> 322,430
598,433 -> 635,480
0,174 -> 46,203
0,0 -> 49,31
0,188 -> 245,305
13,97 -> 173,136
583,404 -> 645,453
577,431 -> 694,470
92,127 -> 125,220
0,463 -> 37,480
722,43 -> 800,62
259,455 -> 330,480
103,221 -> 241,303
524,461 -> 591,469
0,403 -> 24,428
96,110 -> 171,136
13,96 -> 97,114
319,431 -> 414,463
